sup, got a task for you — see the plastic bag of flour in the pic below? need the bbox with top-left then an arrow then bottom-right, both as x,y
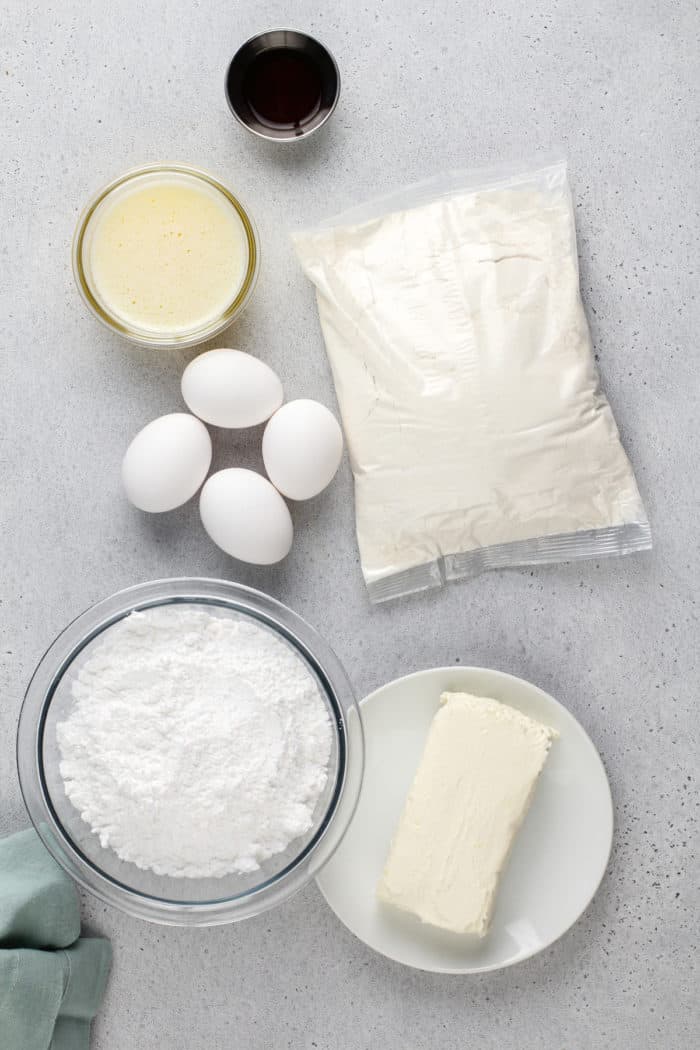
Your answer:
293,159 -> 651,603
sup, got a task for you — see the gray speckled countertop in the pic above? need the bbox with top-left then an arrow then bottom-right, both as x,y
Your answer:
1,1 -> 698,1047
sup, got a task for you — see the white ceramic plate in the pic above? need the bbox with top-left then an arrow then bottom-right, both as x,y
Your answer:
317,666 -> 613,973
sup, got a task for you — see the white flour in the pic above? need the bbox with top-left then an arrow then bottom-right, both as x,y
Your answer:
57,607 -> 333,878
294,161 -> 650,601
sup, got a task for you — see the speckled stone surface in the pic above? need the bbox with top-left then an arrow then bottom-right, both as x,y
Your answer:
1,1 -> 698,1047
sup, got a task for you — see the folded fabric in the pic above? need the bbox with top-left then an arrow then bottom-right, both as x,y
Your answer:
0,828 -> 111,1050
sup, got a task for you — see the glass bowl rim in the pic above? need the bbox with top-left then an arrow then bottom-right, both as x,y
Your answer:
17,578 -> 364,926
71,164 -> 260,349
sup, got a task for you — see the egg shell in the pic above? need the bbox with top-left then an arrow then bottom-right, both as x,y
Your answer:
181,348 -> 283,429
262,399 -> 343,500
122,413 -> 212,513
199,468 -> 293,565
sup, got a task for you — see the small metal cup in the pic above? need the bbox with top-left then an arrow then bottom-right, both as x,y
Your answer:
225,29 -> 341,142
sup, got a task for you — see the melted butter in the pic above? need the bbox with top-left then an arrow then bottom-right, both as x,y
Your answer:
88,174 -> 248,335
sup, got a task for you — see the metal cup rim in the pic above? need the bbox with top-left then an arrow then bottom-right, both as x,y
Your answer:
225,28 -> 341,143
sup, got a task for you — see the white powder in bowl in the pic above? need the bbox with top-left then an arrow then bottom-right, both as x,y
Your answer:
56,607 -> 333,878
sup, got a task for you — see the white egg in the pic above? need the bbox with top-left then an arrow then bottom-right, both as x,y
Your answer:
181,348 -> 283,428
122,413 -> 212,513
199,468 -> 293,564
262,399 -> 343,500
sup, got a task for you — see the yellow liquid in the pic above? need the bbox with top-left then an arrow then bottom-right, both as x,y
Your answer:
87,173 -> 249,335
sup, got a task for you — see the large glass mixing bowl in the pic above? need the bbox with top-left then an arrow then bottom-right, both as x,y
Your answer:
17,579 -> 363,926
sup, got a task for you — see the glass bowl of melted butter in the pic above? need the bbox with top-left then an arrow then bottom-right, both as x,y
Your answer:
73,164 -> 259,348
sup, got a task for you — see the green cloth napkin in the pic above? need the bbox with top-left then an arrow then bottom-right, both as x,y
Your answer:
0,829 -> 111,1050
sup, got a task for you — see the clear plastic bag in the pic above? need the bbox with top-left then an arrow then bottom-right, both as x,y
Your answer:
293,159 -> 651,602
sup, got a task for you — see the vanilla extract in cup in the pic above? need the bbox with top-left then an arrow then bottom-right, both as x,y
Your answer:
244,49 -> 322,130
226,30 -> 340,142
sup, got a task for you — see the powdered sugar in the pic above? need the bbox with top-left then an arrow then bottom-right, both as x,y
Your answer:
56,607 -> 333,878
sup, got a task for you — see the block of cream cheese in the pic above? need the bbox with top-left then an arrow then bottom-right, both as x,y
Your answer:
377,691 -> 557,936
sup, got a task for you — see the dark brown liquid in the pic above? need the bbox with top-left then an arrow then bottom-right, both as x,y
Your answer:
242,49 -> 323,130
